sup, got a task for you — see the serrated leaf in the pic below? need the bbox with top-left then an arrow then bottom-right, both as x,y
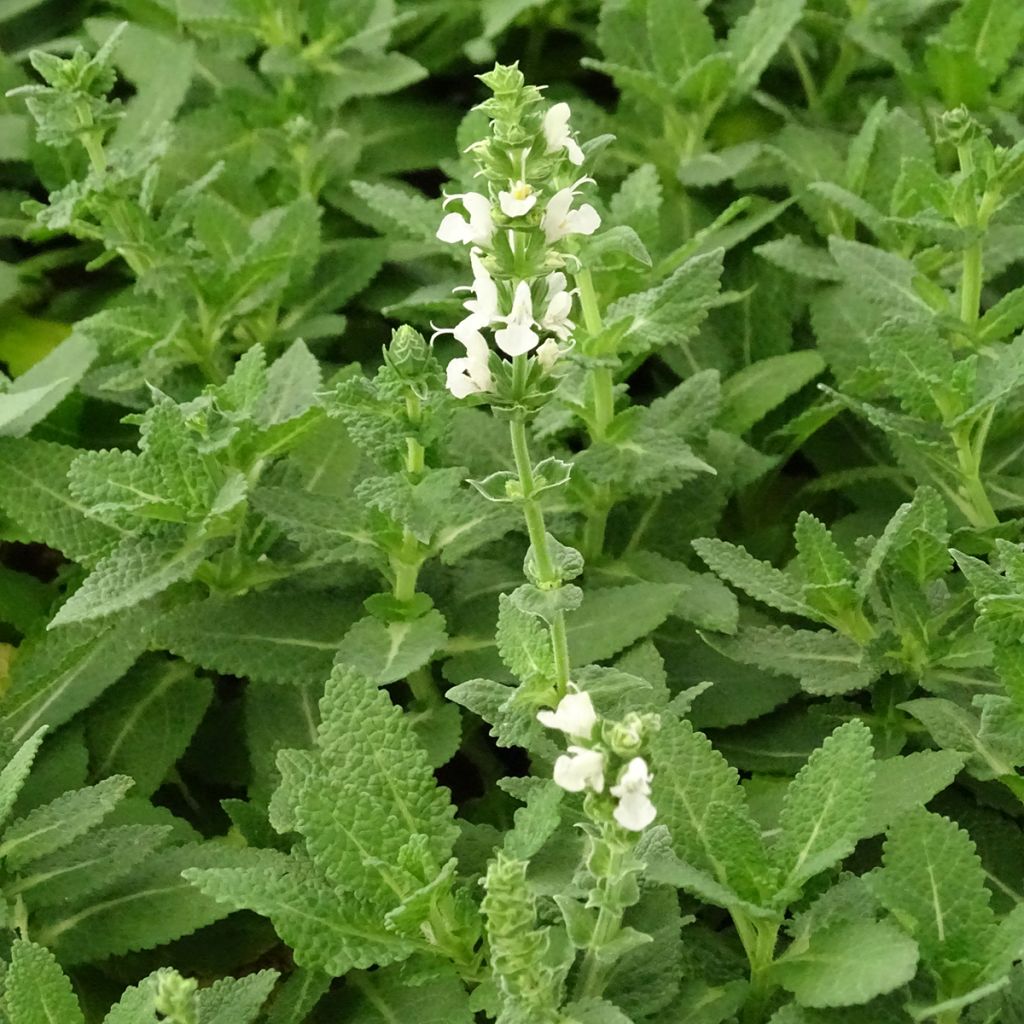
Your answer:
0,774 -> 132,869
774,720 -> 875,892
0,729 -> 47,832
186,849 -> 415,975
84,659 -> 212,797
726,0 -> 805,96
870,809 -> 997,992
861,750 -> 964,839
568,583 -> 682,665
771,919 -> 918,1008
693,538 -> 814,618
281,664 -> 458,901
151,590 -> 355,686
35,842 -> 254,964
719,352 -> 826,434
49,528 -> 207,628
334,610 -> 447,685
336,965 -> 475,1024
3,939 -> 84,1024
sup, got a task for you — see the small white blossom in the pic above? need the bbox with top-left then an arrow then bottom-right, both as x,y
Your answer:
445,328 -> 492,398
610,757 -> 656,832
543,102 -> 585,166
539,271 -> 575,341
494,280 -> 539,356
537,691 -> 597,739
536,339 -> 562,371
437,192 -> 495,247
553,745 -> 606,793
499,180 -> 537,217
541,179 -> 601,243
460,249 -> 501,325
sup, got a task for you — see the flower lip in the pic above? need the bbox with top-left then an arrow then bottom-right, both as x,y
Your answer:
537,690 -> 598,739
610,757 -> 656,831
553,745 -> 606,793
498,180 -> 538,217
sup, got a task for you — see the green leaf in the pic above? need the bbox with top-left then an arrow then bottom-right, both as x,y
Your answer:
705,626 -> 874,696
186,849 -> 415,975
194,969 -> 278,1024
771,919 -> 918,1008
335,966 -> 475,1024
870,809 -> 997,993
335,610 -> 448,685
84,659 -> 212,797
860,750 -> 964,839
151,590 -> 355,686
0,438 -> 122,565
0,774 -> 132,869
35,842 -> 255,964
278,664 -> 458,901
2,613 -> 149,742
3,939 -> 84,1024
568,583 -> 682,665
773,720 -> 875,893
0,729 -> 47,832
49,528 -> 207,628
726,0 -> 805,96
718,352 -> 826,434
693,538 -> 814,618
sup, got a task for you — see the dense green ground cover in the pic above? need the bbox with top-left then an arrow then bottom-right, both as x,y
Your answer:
3,1 -> 1024,1021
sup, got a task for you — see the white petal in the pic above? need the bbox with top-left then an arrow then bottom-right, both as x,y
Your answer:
494,322 -> 539,356
544,102 -> 572,151
446,358 -> 479,398
566,203 -> 601,237
613,791 -> 657,831
437,212 -> 470,244
565,138 -> 585,165
536,339 -> 562,371
499,190 -> 538,217
536,691 -> 597,738
553,746 -> 605,793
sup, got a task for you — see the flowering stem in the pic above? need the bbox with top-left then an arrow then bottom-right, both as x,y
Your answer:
509,409 -> 571,697
393,393 -> 428,603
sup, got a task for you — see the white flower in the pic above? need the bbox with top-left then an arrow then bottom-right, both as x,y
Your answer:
543,102 -> 584,166
536,339 -> 562,371
537,691 -> 597,739
445,327 -> 492,399
461,249 -> 500,325
494,280 -> 539,356
610,757 -> 656,832
553,745 -> 606,793
499,180 -> 537,217
539,271 -> 575,341
541,179 -> 601,243
437,192 -> 495,247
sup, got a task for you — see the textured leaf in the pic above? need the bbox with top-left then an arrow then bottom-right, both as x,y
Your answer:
279,665 -> 458,901
0,774 -> 132,869
719,352 -> 826,434
151,590 -> 356,686
0,729 -> 47,832
569,583 -> 682,665
3,939 -> 83,1024
0,438 -> 122,565
774,721 -> 875,892
726,0 -> 805,95
335,966 -> 475,1024
335,610 -> 448,685
35,842 -> 253,963
84,659 -> 212,796
49,529 -> 207,628
771,919 -> 918,1008
871,809 -> 996,991
185,849 -> 415,975
693,538 -> 814,618
861,750 -> 964,839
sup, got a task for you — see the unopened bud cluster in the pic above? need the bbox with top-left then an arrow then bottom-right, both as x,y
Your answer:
433,63 -> 601,405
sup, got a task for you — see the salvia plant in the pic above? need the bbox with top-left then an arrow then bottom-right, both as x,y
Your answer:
4,1 -> 1024,1023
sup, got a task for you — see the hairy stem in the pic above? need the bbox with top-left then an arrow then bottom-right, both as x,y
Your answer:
509,410 -> 571,697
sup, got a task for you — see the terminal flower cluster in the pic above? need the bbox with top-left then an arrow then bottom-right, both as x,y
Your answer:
538,689 -> 657,832
433,72 -> 601,401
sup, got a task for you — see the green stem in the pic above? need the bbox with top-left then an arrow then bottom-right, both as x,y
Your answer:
574,844 -> 625,1002
952,422 -> 998,530
741,919 -> 781,1024
509,411 -> 571,697
956,142 -> 984,331
786,38 -> 821,114
393,394 -> 428,603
